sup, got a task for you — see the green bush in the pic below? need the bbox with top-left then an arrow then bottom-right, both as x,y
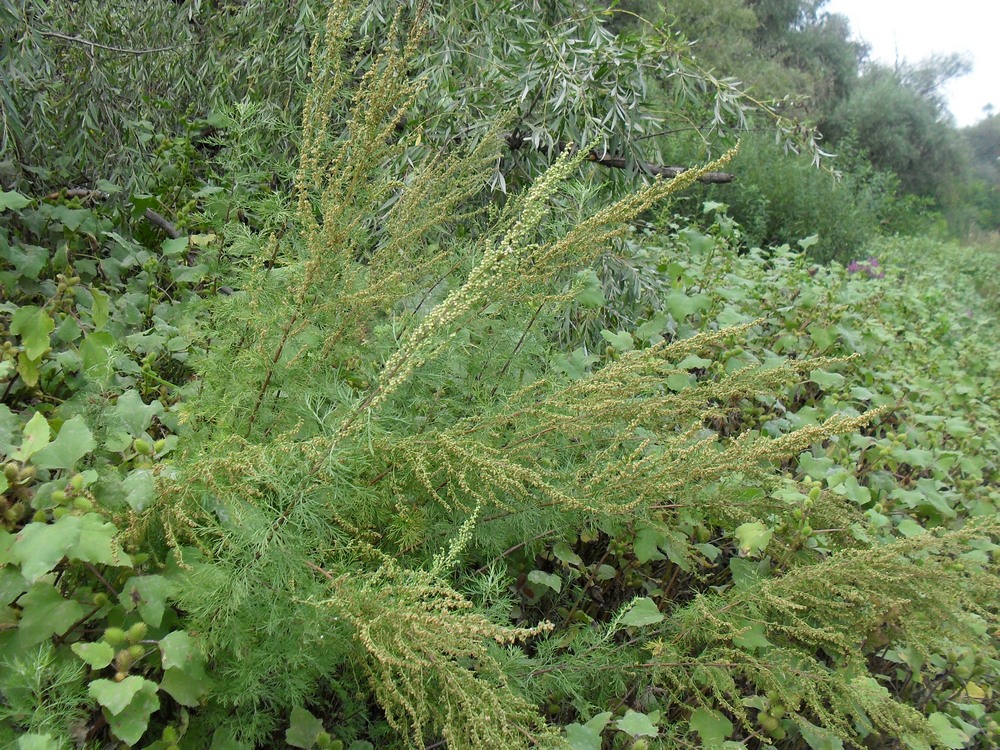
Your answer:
687,133 -> 901,263
1,3 -> 998,749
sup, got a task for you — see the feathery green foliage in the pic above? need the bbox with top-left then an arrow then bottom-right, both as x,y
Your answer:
3,2 -> 999,749
147,3 -> 974,747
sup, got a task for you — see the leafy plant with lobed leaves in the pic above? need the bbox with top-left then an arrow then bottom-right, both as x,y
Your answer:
2,2 -> 999,749
139,4 -> 997,748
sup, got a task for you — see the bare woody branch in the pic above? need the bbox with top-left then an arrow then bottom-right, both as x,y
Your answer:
504,134 -> 734,184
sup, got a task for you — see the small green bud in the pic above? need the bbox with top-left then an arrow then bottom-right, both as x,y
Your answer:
93,593 -> 110,607
69,474 -> 85,491
52,506 -> 70,520
52,490 -> 68,504
162,726 -> 179,744
115,649 -> 135,671
3,463 -> 18,482
134,439 -> 151,456
72,497 -> 93,512
128,644 -> 146,660
126,622 -> 148,643
808,486 -> 821,502
104,627 -> 127,647
154,438 -> 167,453
32,510 -> 48,523
759,713 -> 779,733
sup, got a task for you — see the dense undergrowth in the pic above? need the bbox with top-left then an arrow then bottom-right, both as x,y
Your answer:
2,3 -> 999,750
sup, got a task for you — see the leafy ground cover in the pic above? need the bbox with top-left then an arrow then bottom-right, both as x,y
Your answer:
1,5 -> 998,750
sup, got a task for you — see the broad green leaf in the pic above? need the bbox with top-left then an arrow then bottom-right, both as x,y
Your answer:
552,541 -> 583,567
615,709 -> 658,737
734,522 -> 772,557
80,331 -> 115,372
635,313 -> 668,341
18,735 -> 59,750
565,724 -> 601,750
160,664 -> 211,707
0,190 -> 30,211
621,597 -> 663,627
633,526 -> 665,564
162,237 -> 190,257
55,315 -> 81,343
574,269 -> 605,309
71,641 -> 115,668
798,453 -> 835,479
123,468 -> 155,511
690,707 -> 733,746
807,323 -> 837,353
0,404 -> 18,453
122,575 -> 173,627
105,679 -> 159,745
798,718 -> 845,750
680,227 -> 714,254
527,570 -> 561,593
0,566 -> 28,602
896,518 -> 927,537
595,564 -> 617,580
96,179 -> 121,194
286,706 -> 324,749
160,630 -> 201,669
600,329 -> 633,352
89,676 -> 148,715
798,234 -> 819,250
68,514 -> 129,568
90,288 -> 110,330
733,621 -> 772,650
209,729 -> 242,750
660,529 -> 693,572
809,369 -> 845,390
11,306 -> 54,360
665,290 -> 711,322
114,391 -> 164,438
47,206 -> 88,231
12,518 -> 81,582
832,476 -> 871,505
0,531 -> 12,566
17,352 -> 41,387
584,712 -> 612,732
677,353 -> 712,369
928,712 -> 969,749
553,347 -> 598,379
32,415 -> 96,470
17,582 -> 88,647
12,412 -> 50,462
665,372 -> 693,391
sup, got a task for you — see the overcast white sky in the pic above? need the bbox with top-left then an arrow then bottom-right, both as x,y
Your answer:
823,0 -> 999,127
